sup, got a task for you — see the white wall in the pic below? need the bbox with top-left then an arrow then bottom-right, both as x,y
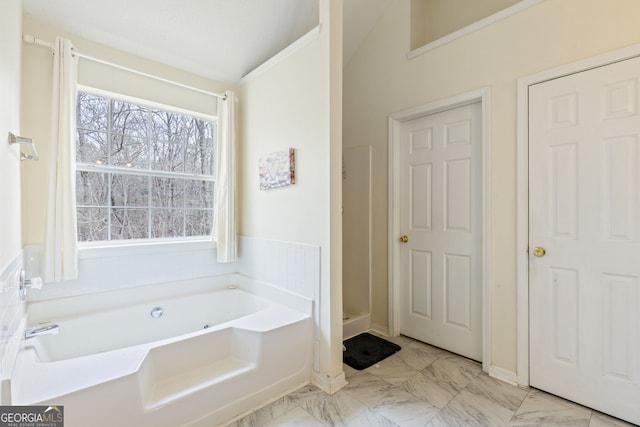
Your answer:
343,0 -> 640,374
0,0 -> 23,268
239,0 -> 344,391
0,0 -> 23,401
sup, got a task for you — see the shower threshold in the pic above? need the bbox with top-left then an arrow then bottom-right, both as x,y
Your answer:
342,312 -> 370,339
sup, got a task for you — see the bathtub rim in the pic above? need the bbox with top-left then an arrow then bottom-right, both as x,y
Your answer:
24,273 -> 313,326
25,288 -> 278,363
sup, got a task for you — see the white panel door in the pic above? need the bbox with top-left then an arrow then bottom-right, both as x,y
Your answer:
529,56 -> 640,425
399,102 -> 482,361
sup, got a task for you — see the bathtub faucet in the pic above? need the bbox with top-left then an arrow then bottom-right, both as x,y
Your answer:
24,324 -> 59,340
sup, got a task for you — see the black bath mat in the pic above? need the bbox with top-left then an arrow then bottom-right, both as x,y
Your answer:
343,333 -> 401,370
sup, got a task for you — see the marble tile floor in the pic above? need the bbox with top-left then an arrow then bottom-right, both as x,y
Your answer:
229,334 -> 636,427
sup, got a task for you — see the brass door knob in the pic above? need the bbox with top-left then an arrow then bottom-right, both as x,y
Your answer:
532,246 -> 546,257
399,235 -> 409,243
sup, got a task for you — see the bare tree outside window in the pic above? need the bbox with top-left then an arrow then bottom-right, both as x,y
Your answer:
76,91 -> 215,242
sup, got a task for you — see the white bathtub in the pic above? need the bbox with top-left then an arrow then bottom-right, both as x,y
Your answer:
9,274 -> 313,427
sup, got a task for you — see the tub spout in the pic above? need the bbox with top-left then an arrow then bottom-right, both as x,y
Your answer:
25,324 -> 59,340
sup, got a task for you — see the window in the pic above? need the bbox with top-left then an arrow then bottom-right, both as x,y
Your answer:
75,91 -> 215,242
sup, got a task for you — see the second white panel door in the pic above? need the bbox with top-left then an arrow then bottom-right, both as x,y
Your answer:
528,56 -> 640,425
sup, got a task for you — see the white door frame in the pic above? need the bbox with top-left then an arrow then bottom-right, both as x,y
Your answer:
388,87 -> 492,374
516,44 -> 640,387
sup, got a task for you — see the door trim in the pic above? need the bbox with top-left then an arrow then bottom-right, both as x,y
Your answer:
516,44 -> 640,387
388,87 -> 492,374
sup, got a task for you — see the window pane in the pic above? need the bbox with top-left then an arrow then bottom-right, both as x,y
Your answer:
76,171 -> 109,207
77,93 -> 108,131
112,101 -> 148,138
76,130 -> 108,164
151,140 -> 185,172
151,209 -> 185,238
77,208 -> 108,241
187,119 -> 215,147
185,147 -> 214,175
150,110 -> 179,142
185,210 -> 212,237
203,120 -> 216,150
110,208 -> 149,240
110,134 -> 149,169
185,180 -> 213,208
185,120 -> 215,176
151,177 -> 184,208
111,174 -> 149,207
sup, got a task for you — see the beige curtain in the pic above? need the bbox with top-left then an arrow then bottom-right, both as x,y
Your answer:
213,91 -> 237,262
42,37 -> 79,283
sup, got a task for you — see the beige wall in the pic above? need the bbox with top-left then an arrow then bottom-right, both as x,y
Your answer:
343,0 -> 640,373
0,0 -> 23,268
239,0 -> 344,386
21,18 -> 233,248
410,0 -> 521,49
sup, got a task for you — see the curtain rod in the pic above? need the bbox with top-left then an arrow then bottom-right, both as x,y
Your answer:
22,34 -> 227,101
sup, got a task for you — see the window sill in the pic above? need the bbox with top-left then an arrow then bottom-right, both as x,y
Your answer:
78,238 -> 216,259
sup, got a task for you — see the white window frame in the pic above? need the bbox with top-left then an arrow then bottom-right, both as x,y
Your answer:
75,85 -> 217,251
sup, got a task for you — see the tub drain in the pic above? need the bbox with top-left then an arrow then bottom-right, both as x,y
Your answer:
150,307 -> 164,318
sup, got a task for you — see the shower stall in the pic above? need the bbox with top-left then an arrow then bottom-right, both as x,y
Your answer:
342,146 -> 372,339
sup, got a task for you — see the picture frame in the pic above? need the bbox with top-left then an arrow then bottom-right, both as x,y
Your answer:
259,148 -> 295,190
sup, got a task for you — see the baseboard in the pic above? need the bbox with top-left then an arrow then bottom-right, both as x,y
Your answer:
369,322 -> 389,337
312,371 -> 347,395
488,365 -> 519,387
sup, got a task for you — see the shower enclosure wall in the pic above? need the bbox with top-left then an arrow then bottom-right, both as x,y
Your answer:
342,146 -> 372,339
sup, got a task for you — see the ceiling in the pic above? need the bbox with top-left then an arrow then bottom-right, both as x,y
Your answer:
23,0 -> 391,84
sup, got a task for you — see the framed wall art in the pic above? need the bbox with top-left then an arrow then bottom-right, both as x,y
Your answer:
259,148 -> 295,190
